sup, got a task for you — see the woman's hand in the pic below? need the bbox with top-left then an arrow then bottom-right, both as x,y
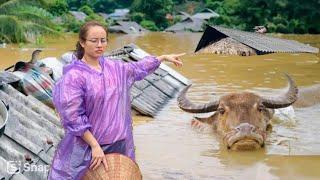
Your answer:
89,144 -> 108,172
157,53 -> 185,67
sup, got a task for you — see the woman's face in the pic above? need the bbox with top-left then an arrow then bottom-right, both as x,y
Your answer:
80,26 -> 107,59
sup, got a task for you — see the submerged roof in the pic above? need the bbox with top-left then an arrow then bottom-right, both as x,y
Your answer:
109,21 -> 148,34
69,11 -> 87,21
176,11 -> 191,21
191,8 -> 219,20
98,12 -> 109,20
195,25 -> 319,54
0,84 -> 63,179
108,9 -> 130,20
165,17 -> 205,32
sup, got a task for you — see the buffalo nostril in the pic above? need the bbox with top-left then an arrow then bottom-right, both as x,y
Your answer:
234,123 -> 257,133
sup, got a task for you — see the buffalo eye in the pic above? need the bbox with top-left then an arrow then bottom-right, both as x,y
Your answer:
218,107 -> 225,115
257,104 -> 265,112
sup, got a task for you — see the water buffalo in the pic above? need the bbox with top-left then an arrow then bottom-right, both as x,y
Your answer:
177,74 -> 298,151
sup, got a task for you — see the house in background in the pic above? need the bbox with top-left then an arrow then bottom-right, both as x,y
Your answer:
109,21 -> 148,34
191,8 -> 219,20
165,17 -> 205,32
165,8 -> 219,32
69,11 -> 87,21
98,12 -> 109,21
108,9 -> 130,21
195,25 -> 319,55
175,11 -> 191,21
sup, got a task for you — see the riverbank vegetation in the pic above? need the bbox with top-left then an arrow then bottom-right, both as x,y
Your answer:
0,0 -> 319,44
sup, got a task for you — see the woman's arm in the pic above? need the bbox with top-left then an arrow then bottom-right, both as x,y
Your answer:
82,130 -> 108,171
124,53 -> 185,85
157,53 -> 185,67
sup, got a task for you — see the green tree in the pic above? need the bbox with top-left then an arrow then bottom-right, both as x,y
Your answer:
0,0 -> 60,43
67,0 -> 87,10
206,0 -> 320,34
131,0 -> 174,29
47,0 -> 69,16
92,0 -> 133,13
130,12 -> 145,23
140,20 -> 159,31
79,5 -> 94,15
60,13 -> 81,32
66,0 -> 133,13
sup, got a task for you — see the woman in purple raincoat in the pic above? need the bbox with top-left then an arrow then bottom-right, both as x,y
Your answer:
48,21 -> 184,179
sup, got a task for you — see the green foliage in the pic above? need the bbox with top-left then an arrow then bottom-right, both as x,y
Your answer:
172,0 -> 205,14
0,0 -> 60,43
47,0 -> 69,16
131,0 -> 174,29
35,35 -> 45,46
92,0 -> 134,13
79,5 -> 94,15
67,0 -> 86,10
130,12 -> 145,23
172,16 -> 182,25
140,20 -> 159,31
60,13 -> 81,32
206,0 -> 320,34
66,0 -> 133,13
85,13 -> 108,27
0,15 -> 25,43
205,0 -> 222,10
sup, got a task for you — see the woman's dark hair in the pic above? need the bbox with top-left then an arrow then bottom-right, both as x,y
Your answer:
75,21 -> 108,59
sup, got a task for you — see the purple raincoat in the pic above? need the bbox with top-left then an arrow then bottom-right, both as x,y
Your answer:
48,56 -> 161,179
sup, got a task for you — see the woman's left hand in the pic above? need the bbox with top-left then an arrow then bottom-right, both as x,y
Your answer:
157,53 -> 185,67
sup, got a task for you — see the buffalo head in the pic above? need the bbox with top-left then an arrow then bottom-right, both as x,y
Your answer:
178,74 -> 298,151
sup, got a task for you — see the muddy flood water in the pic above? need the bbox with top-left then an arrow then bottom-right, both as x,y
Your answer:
1,32 -> 320,179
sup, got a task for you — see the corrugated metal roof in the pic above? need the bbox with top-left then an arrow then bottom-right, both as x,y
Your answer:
165,17 -> 205,32
195,25 -> 319,54
0,85 -> 63,180
109,21 -> 148,34
108,9 -> 129,20
191,8 -> 219,20
69,11 -> 87,21
98,13 -> 108,20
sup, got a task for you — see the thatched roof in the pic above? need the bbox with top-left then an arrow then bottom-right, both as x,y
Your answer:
195,25 -> 319,54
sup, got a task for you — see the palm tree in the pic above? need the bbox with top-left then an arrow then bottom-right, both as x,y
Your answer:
0,0 -> 60,43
